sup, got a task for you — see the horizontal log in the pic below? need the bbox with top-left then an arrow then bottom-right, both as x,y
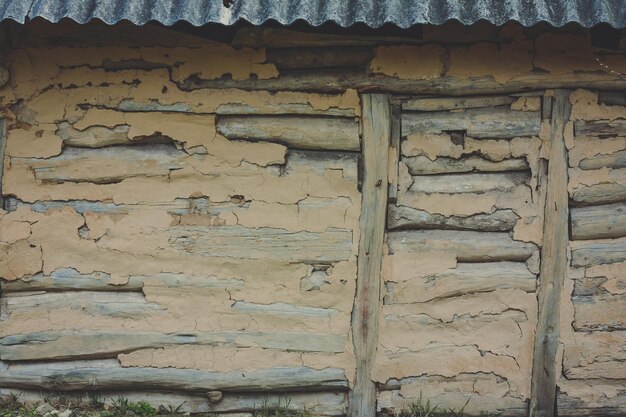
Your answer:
402,96 -> 515,112
284,150 -> 358,182
267,46 -> 374,70
168,225 -> 353,263
0,389 -> 346,416
574,119 -> 626,137
573,294 -> 626,331
571,183 -> 626,206
57,121 -> 132,148
12,144 -> 186,184
216,116 -> 360,151
402,108 -> 541,138
578,149 -> 626,171
232,301 -> 338,318
403,155 -> 529,175
562,331 -> 626,381
558,388 -> 626,417
0,292 -> 163,320
385,262 -> 536,303
0,268 -> 246,293
387,230 -> 536,262
571,203 -> 626,240
408,172 -> 529,194
388,205 -> 518,232
181,68 -> 626,97
0,360 -> 348,392
571,239 -> 626,267
0,330 -> 345,361
598,91 -> 626,107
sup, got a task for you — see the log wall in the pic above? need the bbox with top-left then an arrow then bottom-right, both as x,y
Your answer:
0,19 -> 624,417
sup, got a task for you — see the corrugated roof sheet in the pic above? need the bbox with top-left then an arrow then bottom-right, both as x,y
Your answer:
1,0 -> 624,28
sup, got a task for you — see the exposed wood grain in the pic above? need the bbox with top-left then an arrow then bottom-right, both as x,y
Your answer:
571,203 -> 626,240
387,230 -> 536,262
402,96 -> 515,112
56,122 -> 132,148
571,182 -> 626,206
0,119 -> 6,209
388,104 -> 401,202
572,294 -> 626,331
384,262 -> 537,303
350,94 -> 390,417
216,115 -> 360,151
0,360 -> 348,392
530,90 -> 571,417
571,239 -> 626,268
558,388 -> 626,417
168,225 -> 353,263
0,330 -> 345,361
388,205 -> 519,232
574,119 -> 626,137
579,150 -> 626,170
402,108 -> 541,138
408,172 -> 529,194
404,155 -> 529,175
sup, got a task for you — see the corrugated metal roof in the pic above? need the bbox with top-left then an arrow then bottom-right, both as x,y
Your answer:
1,0 -> 624,28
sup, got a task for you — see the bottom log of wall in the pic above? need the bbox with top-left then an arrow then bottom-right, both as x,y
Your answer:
0,361 -> 348,393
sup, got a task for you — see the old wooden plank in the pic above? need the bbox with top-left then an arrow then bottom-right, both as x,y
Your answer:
0,268 -> 245,293
571,203 -> 626,240
388,104 -> 401,202
408,172 -> 529,194
56,121 -> 132,148
387,230 -> 536,262
0,119 -> 6,209
267,46 -> 374,70
384,262 -> 537,304
350,94 -> 390,417
574,119 -> 626,137
12,144 -> 186,184
0,360 -> 348,392
572,294 -> 626,331
579,149 -> 626,170
168,225 -> 353,263
0,330 -> 345,361
558,386 -> 626,417
530,90 -> 571,417
388,205 -> 519,232
216,115 -> 360,151
404,155 -> 529,175
570,182 -> 626,206
402,96 -> 515,112
402,108 -> 541,138
598,91 -> 626,107
571,239 -> 626,268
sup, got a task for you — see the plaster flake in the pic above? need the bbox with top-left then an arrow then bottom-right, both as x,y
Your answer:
5,127 -> 63,158
369,45 -> 444,80
568,137 -> 625,167
0,239 -> 42,280
511,96 -> 541,112
569,89 -> 626,121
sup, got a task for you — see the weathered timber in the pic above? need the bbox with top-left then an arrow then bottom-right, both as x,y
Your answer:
57,121 -> 132,148
388,104 -> 401,202
571,203 -> 626,240
570,182 -> 626,206
180,67 -> 626,96
0,292 -> 163,320
408,172 -> 529,194
284,150 -> 359,182
530,90 -> 571,417
231,301 -> 338,318
598,91 -> 626,107
402,108 -> 541,138
558,387 -> 626,417
0,389 -> 346,416
402,96 -> 515,112
562,331 -> 626,380
350,94 -> 390,417
168,225 -> 352,263
0,360 -> 348,392
404,155 -> 529,175
572,294 -> 626,331
0,330 -> 345,361
542,94 -> 552,120
388,205 -> 519,232
387,230 -> 536,262
0,268 -> 245,293
574,119 -> 626,137
216,115 -> 360,151
12,144 -> 187,184
384,262 -> 536,304
267,46 -> 374,70
579,150 -> 626,170
0,119 -> 6,209
571,239 -> 626,268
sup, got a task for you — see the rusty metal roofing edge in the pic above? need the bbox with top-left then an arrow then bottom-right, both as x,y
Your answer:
0,0 -> 624,28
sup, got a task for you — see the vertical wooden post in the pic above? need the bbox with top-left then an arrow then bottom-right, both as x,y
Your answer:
349,93 -> 391,417
530,90 -> 572,417
0,118 -> 7,210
